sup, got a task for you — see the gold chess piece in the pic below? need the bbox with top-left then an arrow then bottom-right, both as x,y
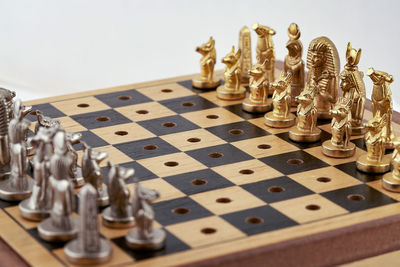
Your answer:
238,26 -> 252,86
367,67 -> 395,149
242,59 -> 271,113
306,36 -> 340,119
192,37 -> 221,89
264,72 -> 295,128
340,42 -> 366,135
284,23 -> 305,106
289,84 -> 321,142
253,22 -> 276,94
382,138 -> 400,192
216,46 -> 246,100
356,114 -> 391,173
322,97 -> 355,158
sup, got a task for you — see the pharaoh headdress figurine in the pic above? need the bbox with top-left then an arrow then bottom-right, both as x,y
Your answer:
238,26 -> 252,86
306,36 -> 340,119
382,138 -> 400,192
0,88 -> 15,179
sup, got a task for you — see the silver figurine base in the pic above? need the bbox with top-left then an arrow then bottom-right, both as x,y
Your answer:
0,178 -> 34,201
125,228 -> 166,251
102,206 -> 135,229
38,217 -> 79,242
65,238 -> 113,265
18,198 -> 51,221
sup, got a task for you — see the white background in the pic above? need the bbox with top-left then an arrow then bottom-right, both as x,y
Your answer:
0,0 -> 398,112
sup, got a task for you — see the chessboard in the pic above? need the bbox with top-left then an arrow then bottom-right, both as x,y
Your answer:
1,66 -> 400,267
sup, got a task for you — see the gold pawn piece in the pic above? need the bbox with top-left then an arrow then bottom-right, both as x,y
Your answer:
340,42 -> 366,135
289,83 -> 321,142
216,46 -> 246,100
242,59 -> 271,113
356,114 -> 391,173
284,23 -> 305,106
192,37 -> 221,89
253,22 -> 276,95
238,26 -> 252,86
306,36 -> 340,119
382,138 -> 400,192
367,67 -> 396,149
264,72 -> 295,128
322,97 -> 355,158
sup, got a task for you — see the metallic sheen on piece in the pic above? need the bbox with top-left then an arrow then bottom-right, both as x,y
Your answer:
66,131 -> 84,187
382,139 -> 400,192
0,88 -> 16,179
238,26 -> 252,86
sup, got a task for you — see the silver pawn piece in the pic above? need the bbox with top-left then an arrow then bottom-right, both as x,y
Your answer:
66,131 -> 84,188
79,141 -> 108,206
65,183 -> 112,265
125,182 -> 166,250
0,99 -> 34,201
38,130 -> 78,242
102,161 -> 135,228
0,88 -> 16,179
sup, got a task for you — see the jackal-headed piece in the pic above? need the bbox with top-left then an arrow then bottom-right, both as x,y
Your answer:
270,72 -> 292,119
34,110 -> 61,134
295,85 -> 317,132
192,37 -> 220,89
330,97 -> 353,148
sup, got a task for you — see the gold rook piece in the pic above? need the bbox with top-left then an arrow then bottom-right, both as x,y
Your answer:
306,36 -> 340,119
239,26 -> 252,86
289,84 -> 321,142
340,42 -> 366,135
192,37 -> 221,89
356,114 -> 391,173
367,67 -> 395,149
264,72 -> 295,128
383,138 -> 400,192
253,22 -> 276,94
284,23 -> 305,106
216,46 -> 246,100
322,97 -> 355,158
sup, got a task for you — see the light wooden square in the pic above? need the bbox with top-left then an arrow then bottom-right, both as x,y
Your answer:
136,83 -> 194,101
166,216 -> 245,248
76,145 -> 133,167
270,194 -> 348,224
58,116 -> 87,132
5,206 -> 39,230
127,178 -> 185,203
304,146 -> 366,166
115,102 -> 177,122
51,96 -> 111,116
137,152 -> 207,178
367,179 -> 400,201
248,117 -> 289,134
288,166 -> 362,193
199,91 -> 246,107
212,159 -> 283,185
181,107 -> 243,128
91,122 -> 155,145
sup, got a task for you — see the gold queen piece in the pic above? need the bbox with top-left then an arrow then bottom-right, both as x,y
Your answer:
238,26 -> 252,86
382,138 -> 400,192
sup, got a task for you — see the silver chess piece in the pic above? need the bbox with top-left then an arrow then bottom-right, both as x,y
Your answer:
79,141 -> 108,206
102,161 -> 135,228
125,182 -> 166,251
0,99 -> 34,201
34,110 -> 61,134
0,88 -> 16,179
65,183 -> 112,265
38,130 -> 78,242
66,131 -> 84,187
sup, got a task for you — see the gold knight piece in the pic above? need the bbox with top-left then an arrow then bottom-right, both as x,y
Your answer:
238,26 -> 252,86
383,138 -> 400,192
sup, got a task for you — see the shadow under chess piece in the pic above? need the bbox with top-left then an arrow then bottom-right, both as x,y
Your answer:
0,88 -> 16,180
102,162 -> 135,228
382,139 -> 400,192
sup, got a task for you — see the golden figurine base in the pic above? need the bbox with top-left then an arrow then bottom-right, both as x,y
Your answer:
382,173 -> 400,192
242,98 -> 271,113
351,125 -> 366,136
192,75 -> 221,89
356,154 -> 392,173
317,111 -> 332,120
264,112 -> 296,128
322,141 -> 356,158
289,127 -> 321,143
216,85 -> 246,100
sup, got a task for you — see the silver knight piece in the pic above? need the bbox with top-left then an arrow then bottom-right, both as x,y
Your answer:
102,161 -> 135,228
65,183 -> 112,265
125,182 -> 166,250
0,99 -> 34,201
0,88 -> 16,179
34,110 -> 61,134
66,131 -> 84,187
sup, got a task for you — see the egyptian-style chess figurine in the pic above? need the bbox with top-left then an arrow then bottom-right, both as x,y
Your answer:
253,22 -> 276,94
34,110 -> 61,134
125,182 -> 166,251
356,114 -> 392,173
238,26 -> 252,86
322,97 -> 356,158
264,72 -> 296,128
367,67 -> 395,149
19,127 -> 54,221
242,59 -> 271,113
382,138 -> 400,192
66,131 -> 84,187
340,43 -> 366,135
192,37 -> 221,89
0,99 -> 34,201
65,184 -> 112,265
306,36 -> 340,119
0,88 -> 16,179
289,84 -> 321,142
102,161 -> 135,228
216,46 -> 246,100
284,23 -> 305,105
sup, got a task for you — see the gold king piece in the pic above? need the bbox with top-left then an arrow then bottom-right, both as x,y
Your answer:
284,23 -> 305,106
322,97 -> 355,158
356,114 -> 391,173
382,138 -> 400,192
264,72 -> 295,128
192,37 -> 221,89
367,67 -> 395,148
238,26 -> 252,86
306,36 -> 340,119
216,46 -> 246,100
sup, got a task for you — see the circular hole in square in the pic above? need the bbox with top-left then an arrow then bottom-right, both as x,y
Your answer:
229,129 -> 244,135
182,102 -> 195,107
267,186 -> 285,193
163,122 -> 176,127
317,177 -> 331,183
347,194 -> 365,201
77,103 -> 89,108
118,95 -> 131,101
192,179 -> 207,185
172,208 -> 190,214
257,144 -> 271,149
201,228 -> 216,234
216,197 -> 231,203
143,145 -> 158,150
164,161 -> 179,167
136,110 -> 149,114
306,204 -> 320,211
206,115 -> 219,119
115,131 -> 128,136
208,152 -> 223,158
287,158 -> 303,165
96,116 -> 110,122
239,169 -> 254,175
245,217 -> 264,224
187,137 -> 201,143
161,89 -> 173,93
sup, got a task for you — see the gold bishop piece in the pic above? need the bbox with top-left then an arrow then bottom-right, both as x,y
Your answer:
238,26 -> 252,86
382,138 -> 400,192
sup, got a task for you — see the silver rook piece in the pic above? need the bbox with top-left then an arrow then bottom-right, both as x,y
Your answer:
0,88 -> 16,179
